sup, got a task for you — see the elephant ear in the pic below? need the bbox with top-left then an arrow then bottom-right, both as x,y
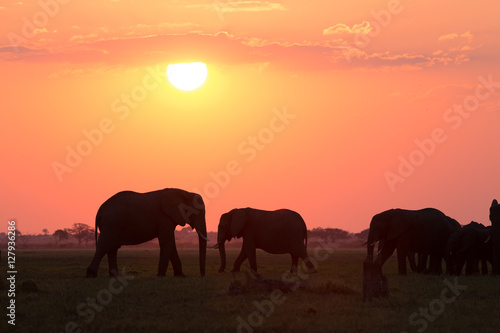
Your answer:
387,209 -> 411,240
160,191 -> 188,227
230,210 -> 246,238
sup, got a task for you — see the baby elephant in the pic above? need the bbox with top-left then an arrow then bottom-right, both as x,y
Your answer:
213,208 -> 317,274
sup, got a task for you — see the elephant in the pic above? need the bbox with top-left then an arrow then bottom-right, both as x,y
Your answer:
213,208 -> 317,274
407,251 -> 428,273
490,199 -> 500,275
365,208 -> 461,275
446,221 -> 491,275
86,188 -> 208,278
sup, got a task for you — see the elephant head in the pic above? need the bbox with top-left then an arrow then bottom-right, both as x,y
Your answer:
366,209 -> 411,261
489,199 -> 500,275
214,209 -> 245,273
489,199 -> 500,224
161,189 -> 208,276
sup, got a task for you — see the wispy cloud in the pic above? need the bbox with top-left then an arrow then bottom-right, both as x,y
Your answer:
438,31 -> 474,42
69,33 -> 99,42
188,1 -> 286,13
432,31 -> 480,65
0,27 -> 484,73
323,21 -> 372,36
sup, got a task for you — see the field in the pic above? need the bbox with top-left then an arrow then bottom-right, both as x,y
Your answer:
2,248 -> 500,333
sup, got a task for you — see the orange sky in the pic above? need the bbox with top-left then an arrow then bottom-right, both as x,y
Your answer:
1,0 -> 500,235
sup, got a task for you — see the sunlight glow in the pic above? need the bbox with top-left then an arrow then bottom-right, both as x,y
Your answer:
166,62 -> 208,91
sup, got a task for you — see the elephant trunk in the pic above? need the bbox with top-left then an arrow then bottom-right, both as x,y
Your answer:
366,229 -> 378,262
218,241 -> 226,273
197,224 -> 207,277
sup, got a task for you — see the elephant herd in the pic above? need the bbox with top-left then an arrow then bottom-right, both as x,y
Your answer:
85,188 -> 500,279
365,200 -> 500,276
86,188 -> 316,278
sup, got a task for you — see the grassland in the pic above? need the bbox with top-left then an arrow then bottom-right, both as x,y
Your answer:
1,248 -> 499,332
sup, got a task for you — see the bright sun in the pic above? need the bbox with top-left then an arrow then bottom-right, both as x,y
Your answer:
166,62 -> 208,91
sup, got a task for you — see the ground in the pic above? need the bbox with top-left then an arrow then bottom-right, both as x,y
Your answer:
1,248 -> 499,332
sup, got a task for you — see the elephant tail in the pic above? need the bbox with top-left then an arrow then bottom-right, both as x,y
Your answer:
304,226 -> 308,249
94,214 -> 100,244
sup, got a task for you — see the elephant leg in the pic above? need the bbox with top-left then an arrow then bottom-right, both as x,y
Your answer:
465,257 -> 472,275
472,258 -> 480,274
107,247 -> 119,277
444,252 -> 454,275
465,256 -> 478,275
397,249 -> 408,275
297,247 -> 317,273
455,254 -> 466,276
408,251 -> 418,272
290,255 -> 299,273
246,245 -> 258,274
481,259 -> 488,275
170,245 -> 185,277
157,232 -> 175,277
429,255 -> 442,275
86,234 -> 116,278
240,239 -> 258,274
231,248 -> 247,273
418,253 -> 428,273
87,251 -> 106,278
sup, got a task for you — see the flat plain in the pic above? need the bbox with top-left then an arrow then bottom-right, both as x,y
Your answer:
1,248 -> 499,332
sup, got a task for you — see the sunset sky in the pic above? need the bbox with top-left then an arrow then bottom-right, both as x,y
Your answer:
1,0 -> 500,235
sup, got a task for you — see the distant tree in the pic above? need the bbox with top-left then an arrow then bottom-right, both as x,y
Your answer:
53,229 -> 69,243
308,227 -> 350,243
69,223 -> 94,245
354,229 -> 370,241
15,229 -> 30,246
42,228 -> 49,236
178,226 -> 193,235
325,228 -> 350,240
82,228 -> 95,245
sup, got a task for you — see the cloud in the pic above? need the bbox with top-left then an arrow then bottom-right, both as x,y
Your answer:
0,27 -> 482,73
438,31 -> 474,42
189,1 -> 286,13
323,21 -> 372,35
459,31 -> 474,42
432,31 -> 479,66
438,33 -> 459,41
69,33 -> 98,42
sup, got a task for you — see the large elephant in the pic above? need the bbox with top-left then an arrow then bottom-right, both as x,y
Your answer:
86,188 -> 208,278
366,208 -> 460,275
447,221 -> 491,275
490,199 -> 500,275
213,208 -> 317,274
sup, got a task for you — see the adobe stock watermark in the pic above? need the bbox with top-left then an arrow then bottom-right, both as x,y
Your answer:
192,106 -> 296,205
59,268 -> 134,333
51,64 -> 166,182
385,74 -> 500,192
7,0 -> 73,53
236,240 -> 334,333
401,277 -> 467,333
341,0 -> 410,63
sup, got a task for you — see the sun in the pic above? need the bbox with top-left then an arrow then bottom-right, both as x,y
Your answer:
166,62 -> 208,91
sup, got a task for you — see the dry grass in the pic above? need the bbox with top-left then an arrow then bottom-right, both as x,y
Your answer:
1,248 -> 499,332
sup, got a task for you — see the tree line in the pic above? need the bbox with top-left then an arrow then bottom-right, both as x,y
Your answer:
1,223 -> 96,246
2,225 -> 369,247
